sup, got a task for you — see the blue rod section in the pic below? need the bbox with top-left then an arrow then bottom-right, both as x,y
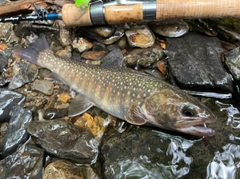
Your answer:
45,13 -> 62,20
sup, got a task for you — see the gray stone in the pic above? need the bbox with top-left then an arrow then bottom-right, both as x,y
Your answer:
224,46 -> 240,80
0,143 -> 44,179
25,120 -> 99,164
166,32 -> 233,93
32,80 -> 54,95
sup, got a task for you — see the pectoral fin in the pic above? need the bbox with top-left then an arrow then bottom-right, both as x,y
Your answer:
124,103 -> 148,125
68,94 -> 94,117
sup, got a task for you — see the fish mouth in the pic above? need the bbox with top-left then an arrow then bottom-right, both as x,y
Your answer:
176,123 -> 215,137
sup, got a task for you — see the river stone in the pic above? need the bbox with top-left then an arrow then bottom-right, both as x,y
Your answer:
126,25 -> 155,48
8,61 -> 38,90
2,105 -> 32,155
72,37 -> 93,53
32,79 -> 54,95
25,120 -> 99,164
43,160 -> 84,179
0,143 -> 44,179
100,126 -> 195,179
166,32 -> 233,93
224,47 -> 240,80
0,88 -> 25,122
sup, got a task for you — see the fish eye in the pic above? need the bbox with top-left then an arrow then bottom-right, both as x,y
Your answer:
182,107 -> 195,117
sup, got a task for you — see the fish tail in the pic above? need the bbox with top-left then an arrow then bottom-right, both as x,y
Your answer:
13,34 -> 50,66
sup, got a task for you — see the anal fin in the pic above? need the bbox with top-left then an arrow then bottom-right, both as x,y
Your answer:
124,103 -> 148,125
68,94 -> 94,117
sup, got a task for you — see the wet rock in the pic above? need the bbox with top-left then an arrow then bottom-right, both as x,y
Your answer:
98,27 -> 124,45
32,80 -> 54,95
25,120 -> 99,164
215,25 -> 240,43
0,76 -> 11,86
57,93 -> 71,103
123,45 -> 164,68
101,46 -> 123,67
0,53 -> 8,73
100,126 -> 195,179
0,23 -> 19,44
43,160 -> 84,179
2,105 -> 32,154
8,61 -> 38,90
0,43 -> 7,51
118,36 -> 127,49
166,32 -> 233,93
81,51 -> 106,61
156,61 -> 167,76
224,47 -> 240,80
0,143 -> 44,179
0,88 -> 25,122
92,41 -> 107,51
151,19 -> 189,37
74,113 -> 109,138
43,108 -> 68,120
125,25 -> 155,48
72,37 -> 93,53
91,26 -> 115,38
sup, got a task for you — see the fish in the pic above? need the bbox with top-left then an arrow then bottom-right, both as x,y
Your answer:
13,34 -> 217,137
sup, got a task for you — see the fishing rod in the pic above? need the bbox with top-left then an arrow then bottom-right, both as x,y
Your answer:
0,0 -> 240,26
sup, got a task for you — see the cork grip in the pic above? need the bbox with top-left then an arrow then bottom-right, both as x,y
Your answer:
104,4 -> 143,24
62,4 -> 92,27
156,0 -> 240,19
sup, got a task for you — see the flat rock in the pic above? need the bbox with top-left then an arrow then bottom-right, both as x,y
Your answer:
25,120 -> 99,164
32,80 -> 54,95
166,32 -> 234,93
126,25 -> 155,48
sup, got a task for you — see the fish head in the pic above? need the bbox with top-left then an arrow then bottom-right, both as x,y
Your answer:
142,89 -> 217,136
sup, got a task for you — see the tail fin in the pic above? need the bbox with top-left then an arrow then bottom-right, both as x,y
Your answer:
13,34 -> 50,66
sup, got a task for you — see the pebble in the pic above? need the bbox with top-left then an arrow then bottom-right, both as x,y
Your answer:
57,93 -> 71,103
91,26 -> 114,38
43,160 -> 84,179
81,51 -> 106,61
123,45 -> 163,68
125,25 -> 155,48
224,46 -> 240,80
72,37 -> 93,53
74,113 -> 108,138
25,120 -> 99,164
98,27 -> 124,45
8,61 -> 38,90
101,45 -> 123,67
32,80 -> 54,95
151,19 -> 189,37
92,41 -> 107,51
